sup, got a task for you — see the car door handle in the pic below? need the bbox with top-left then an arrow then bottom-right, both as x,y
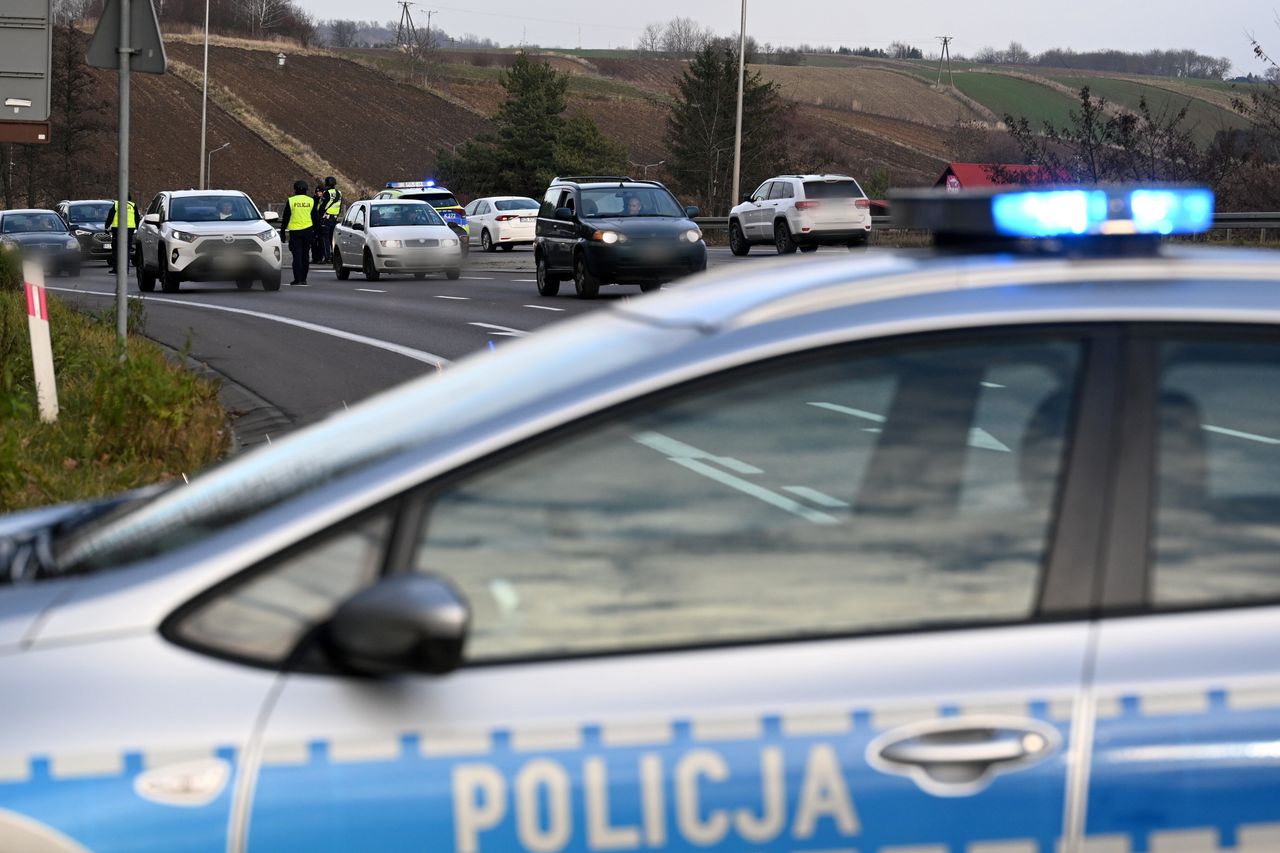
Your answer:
866,715 -> 1061,797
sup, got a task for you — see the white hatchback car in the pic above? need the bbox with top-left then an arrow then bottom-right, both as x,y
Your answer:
134,190 -> 282,292
332,200 -> 463,281
728,174 -> 873,255
464,196 -> 540,252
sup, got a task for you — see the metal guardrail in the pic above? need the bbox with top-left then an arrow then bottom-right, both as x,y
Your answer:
693,213 -> 1280,234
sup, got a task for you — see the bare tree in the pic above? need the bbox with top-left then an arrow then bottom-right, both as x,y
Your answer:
662,16 -> 712,58
236,0 -> 289,37
637,21 -> 663,56
329,19 -> 358,48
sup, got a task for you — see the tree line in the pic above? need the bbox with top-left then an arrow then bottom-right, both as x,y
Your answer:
973,44 -> 1232,79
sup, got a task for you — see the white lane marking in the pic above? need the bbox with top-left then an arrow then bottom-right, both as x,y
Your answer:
47,287 -> 450,367
670,458 -> 838,525
460,276 -> 493,280
809,401 -> 884,422
631,431 -> 762,473
809,400 -> 1010,452
981,381 -> 1006,388
512,279 -> 537,282
434,295 -> 470,300
469,322 -> 528,337
523,304 -> 565,312
783,486 -> 850,508
355,288 -> 385,293
1203,424 -> 1280,445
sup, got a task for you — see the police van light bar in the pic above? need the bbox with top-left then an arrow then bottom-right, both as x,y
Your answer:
890,185 -> 1215,242
385,180 -> 438,189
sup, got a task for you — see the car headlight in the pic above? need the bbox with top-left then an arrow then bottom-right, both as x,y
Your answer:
0,238 -> 16,253
171,230 -> 197,243
256,229 -> 276,242
684,229 -> 702,243
441,238 -> 459,247
592,230 -> 624,244
65,237 -> 80,250
74,228 -> 91,236
379,239 -> 402,248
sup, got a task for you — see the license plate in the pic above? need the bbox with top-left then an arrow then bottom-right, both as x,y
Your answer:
104,243 -> 113,250
520,216 -> 535,223
214,253 -> 240,266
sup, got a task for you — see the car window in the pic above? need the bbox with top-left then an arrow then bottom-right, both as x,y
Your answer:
804,180 -> 866,199
580,186 -> 682,218
369,204 -> 444,227
170,195 -> 259,222
354,206 -> 366,229
496,198 -> 539,211
1151,335 -> 1280,608
770,182 -> 793,200
171,511 -> 392,666
410,335 -> 1084,662
751,182 -> 772,202
68,203 -> 113,222
1,213 -> 67,233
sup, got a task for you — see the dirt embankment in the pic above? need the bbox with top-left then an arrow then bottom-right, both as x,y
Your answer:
757,65 -> 984,126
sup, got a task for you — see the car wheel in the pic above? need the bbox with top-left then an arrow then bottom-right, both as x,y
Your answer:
729,220 -> 750,256
799,244 -> 819,253
573,253 -> 600,299
500,243 -> 514,252
847,234 -> 869,250
136,248 -> 156,292
481,230 -> 495,253
159,251 -> 181,293
446,268 -> 461,280
774,220 -> 797,255
362,250 -> 381,282
235,277 -> 254,290
262,271 -> 281,291
333,249 -> 350,280
64,264 -> 81,277
639,281 -> 662,293
535,253 -> 561,297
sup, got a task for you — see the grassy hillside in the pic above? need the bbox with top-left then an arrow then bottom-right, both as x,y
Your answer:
1041,73 -> 1249,142
950,72 -> 1080,128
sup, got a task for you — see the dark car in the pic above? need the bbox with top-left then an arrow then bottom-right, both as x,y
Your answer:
535,176 -> 707,298
0,209 -> 81,277
55,199 -> 116,264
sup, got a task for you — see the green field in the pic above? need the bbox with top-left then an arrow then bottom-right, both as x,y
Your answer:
1043,75 -> 1249,143
951,72 -> 1080,127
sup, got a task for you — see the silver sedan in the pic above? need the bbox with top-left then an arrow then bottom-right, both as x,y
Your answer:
332,199 -> 463,281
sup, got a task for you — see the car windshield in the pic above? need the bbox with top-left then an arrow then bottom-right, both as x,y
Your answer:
495,198 -> 539,211
580,187 -> 684,218
169,195 -> 260,222
2,213 -> 67,234
404,193 -> 460,208
803,180 -> 866,199
67,203 -> 113,222
369,204 -> 444,227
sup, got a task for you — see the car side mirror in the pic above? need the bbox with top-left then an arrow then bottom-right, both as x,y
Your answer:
352,222 -> 364,231
324,574 -> 469,676
685,206 -> 700,218
555,207 -> 575,222
263,211 -> 280,222
741,194 -> 753,204
143,213 -> 160,224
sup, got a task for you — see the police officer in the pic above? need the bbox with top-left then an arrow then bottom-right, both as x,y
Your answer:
309,177 -> 326,263
320,176 -> 342,264
281,180 -> 314,286
104,193 -> 137,273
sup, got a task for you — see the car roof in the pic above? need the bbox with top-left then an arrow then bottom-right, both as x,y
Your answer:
165,190 -> 252,198
61,199 -> 116,205
1,209 -> 61,216
770,174 -> 857,181
369,198 -> 431,204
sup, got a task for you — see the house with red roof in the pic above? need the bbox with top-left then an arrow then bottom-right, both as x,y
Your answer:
935,163 -> 1066,191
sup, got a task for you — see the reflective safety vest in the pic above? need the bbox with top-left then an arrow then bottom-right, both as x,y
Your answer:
287,194 -> 314,230
325,188 -> 342,216
109,201 -> 137,229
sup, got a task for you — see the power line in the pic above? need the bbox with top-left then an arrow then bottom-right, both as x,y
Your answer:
936,35 -> 955,87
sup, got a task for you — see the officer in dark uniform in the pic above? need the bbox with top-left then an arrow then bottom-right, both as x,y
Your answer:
320,176 -> 342,264
104,193 -> 137,274
281,180 -> 314,286
310,177 -> 327,264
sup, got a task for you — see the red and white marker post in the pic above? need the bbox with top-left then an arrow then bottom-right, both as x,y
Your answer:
23,260 -> 59,423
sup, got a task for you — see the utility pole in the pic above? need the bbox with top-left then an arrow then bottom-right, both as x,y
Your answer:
424,10 -> 434,51
936,35 -> 954,87
395,1 -> 417,51
198,0 -> 209,188
730,0 -> 747,215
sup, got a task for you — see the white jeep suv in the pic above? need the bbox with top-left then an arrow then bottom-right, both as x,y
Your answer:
134,190 -> 283,292
728,174 -> 873,255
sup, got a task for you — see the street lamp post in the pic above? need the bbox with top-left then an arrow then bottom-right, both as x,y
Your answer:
207,142 -> 230,189
730,0 -> 747,214
630,160 -> 665,178
198,0 -> 210,189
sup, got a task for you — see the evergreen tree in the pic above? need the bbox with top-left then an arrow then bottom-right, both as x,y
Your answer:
664,44 -> 788,214
439,54 -> 627,198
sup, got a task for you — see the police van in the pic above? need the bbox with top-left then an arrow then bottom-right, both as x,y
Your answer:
1,186 -> 1279,852
376,180 -> 471,255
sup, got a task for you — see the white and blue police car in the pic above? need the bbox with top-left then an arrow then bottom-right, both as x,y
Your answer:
374,180 -> 471,255
1,186 -> 1278,852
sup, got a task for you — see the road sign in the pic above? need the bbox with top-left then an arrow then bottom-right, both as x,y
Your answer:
87,0 -> 166,74
0,120 -> 49,143
0,0 -> 53,124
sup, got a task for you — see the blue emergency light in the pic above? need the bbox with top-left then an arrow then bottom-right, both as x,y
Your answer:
385,179 -> 438,189
890,185 -> 1215,247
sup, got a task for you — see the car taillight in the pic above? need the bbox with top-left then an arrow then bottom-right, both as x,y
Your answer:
855,198 -> 871,209
495,215 -> 517,221
795,201 -> 821,210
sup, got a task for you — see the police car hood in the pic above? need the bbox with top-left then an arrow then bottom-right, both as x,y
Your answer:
168,219 -> 269,235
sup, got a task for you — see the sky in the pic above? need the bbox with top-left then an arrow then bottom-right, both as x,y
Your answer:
301,0 -> 1278,76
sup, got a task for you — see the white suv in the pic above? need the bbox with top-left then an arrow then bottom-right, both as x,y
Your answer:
134,190 -> 283,292
728,174 -> 873,255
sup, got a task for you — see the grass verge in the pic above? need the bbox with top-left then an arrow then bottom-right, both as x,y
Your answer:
0,276 -> 228,512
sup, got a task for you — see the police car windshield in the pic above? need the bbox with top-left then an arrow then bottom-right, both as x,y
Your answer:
68,203 -> 113,222
495,198 -> 539,211
370,204 -> 444,227
2,213 -> 67,234
170,195 -> 260,222
404,193 -> 460,208
580,187 -> 683,218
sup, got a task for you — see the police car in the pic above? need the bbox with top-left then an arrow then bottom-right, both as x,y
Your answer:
375,180 -> 471,255
1,186 -> 1279,852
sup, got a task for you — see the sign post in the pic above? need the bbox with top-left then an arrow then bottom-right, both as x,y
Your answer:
87,0 -> 166,354
0,0 -> 53,145
23,261 -> 59,423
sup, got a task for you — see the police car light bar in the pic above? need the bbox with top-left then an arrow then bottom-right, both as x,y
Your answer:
385,180 -> 438,189
890,185 -> 1215,242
